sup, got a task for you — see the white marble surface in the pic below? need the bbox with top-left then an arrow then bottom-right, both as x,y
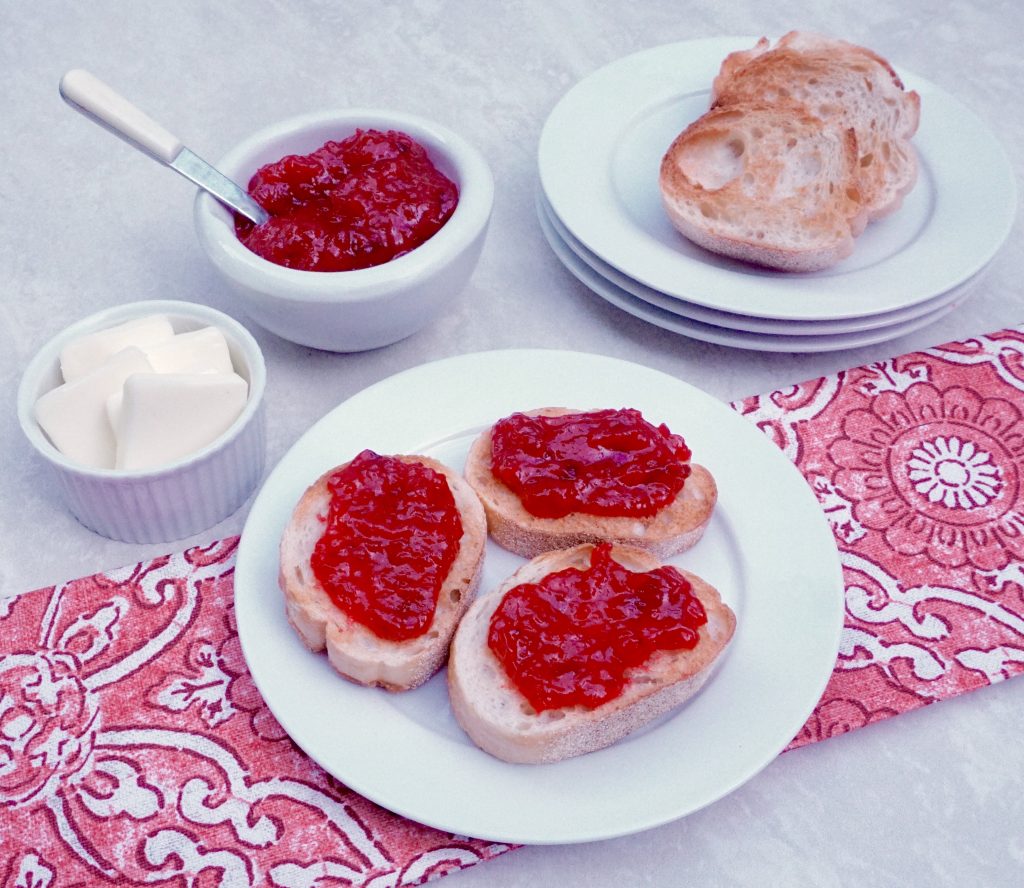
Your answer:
2,1 -> 1023,884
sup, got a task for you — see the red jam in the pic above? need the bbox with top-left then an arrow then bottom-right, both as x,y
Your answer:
235,129 -> 458,272
487,543 -> 707,712
309,450 -> 463,641
489,408 -> 692,519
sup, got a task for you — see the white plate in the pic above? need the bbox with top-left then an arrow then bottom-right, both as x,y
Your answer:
537,192 -> 966,353
538,37 -> 1016,321
539,190 -> 984,336
234,350 -> 844,844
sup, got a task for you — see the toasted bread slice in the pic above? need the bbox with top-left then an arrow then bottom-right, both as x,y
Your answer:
464,408 -> 717,559
448,544 -> 736,763
711,31 -> 921,220
659,103 -> 866,272
279,455 -> 487,691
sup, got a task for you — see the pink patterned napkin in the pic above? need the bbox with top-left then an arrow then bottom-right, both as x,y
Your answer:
0,539 -> 512,886
3,328 -> 1024,886
736,327 -> 1024,747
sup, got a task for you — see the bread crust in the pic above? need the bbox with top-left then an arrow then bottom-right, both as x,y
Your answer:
464,408 -> 717,559
278,454 -> 487,691
448,544 -> 736,763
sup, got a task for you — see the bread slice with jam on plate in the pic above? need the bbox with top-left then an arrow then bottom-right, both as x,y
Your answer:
464,407 -> 717,560
279,451 -> 487,691
448,542 -> 736,763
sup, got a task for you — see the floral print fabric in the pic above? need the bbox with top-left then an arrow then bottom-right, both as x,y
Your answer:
3,327 -> 1024,883
735,328 -> 1024,745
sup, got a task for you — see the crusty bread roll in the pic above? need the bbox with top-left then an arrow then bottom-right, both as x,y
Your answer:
279,454 -> 486,691
464,407 -> 717,560
659,31 -> 920,271
711,31 -> 920,221
448,543 -> 736,763
660,103 -> 867,273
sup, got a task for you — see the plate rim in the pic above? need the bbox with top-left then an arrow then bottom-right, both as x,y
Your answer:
234,349 -> 846,843
537,36 -> 1017,321
539,189 -> 982,336
535,192 -> 966,353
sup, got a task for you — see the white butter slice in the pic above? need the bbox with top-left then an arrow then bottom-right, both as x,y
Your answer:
60,315 -> 175,383
35,347 -> 154,469
114,372 -> 249,471
105,390 -> 124,436
143,326 -> 234,375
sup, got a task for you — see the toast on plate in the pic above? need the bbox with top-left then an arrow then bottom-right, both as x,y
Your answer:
659,103 -> 867,272
659,31 -> 920,271
711,31 -> 920,221
464,407 -> 717,559
448,543 -> 736,763
279,452 -> 486,691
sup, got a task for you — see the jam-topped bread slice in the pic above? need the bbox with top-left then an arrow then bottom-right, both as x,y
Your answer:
464,407 -> 717,559
279,451 -> 486,691
448,543 -> 736,763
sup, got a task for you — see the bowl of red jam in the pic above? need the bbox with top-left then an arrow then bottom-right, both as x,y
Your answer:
194,110 -> 493,352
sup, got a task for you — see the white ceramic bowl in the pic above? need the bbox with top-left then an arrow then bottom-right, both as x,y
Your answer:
193,110 -> 494,352
17,300 -> 267,544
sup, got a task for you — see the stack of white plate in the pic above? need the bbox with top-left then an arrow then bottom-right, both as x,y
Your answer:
537,37 -> 1016,353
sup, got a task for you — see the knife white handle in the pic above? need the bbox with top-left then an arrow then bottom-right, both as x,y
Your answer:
60,69 -> 183,163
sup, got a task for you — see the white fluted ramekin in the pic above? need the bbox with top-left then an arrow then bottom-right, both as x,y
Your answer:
17,300 -> 267,543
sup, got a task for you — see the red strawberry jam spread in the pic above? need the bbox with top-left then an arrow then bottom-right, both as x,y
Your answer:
309,450 -> 463,641
489,408 -> 692,519
235,129 -> 458,272
487,543 -> 707,712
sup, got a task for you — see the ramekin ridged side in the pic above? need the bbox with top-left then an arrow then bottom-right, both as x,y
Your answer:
17,300 -> 268,544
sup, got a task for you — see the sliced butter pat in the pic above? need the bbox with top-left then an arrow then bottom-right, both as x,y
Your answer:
115,372 -> 249,471
106,390 -> 124,436
35,347 -> 154,469
143,326 -> 234,375
59,315 -> 175,383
